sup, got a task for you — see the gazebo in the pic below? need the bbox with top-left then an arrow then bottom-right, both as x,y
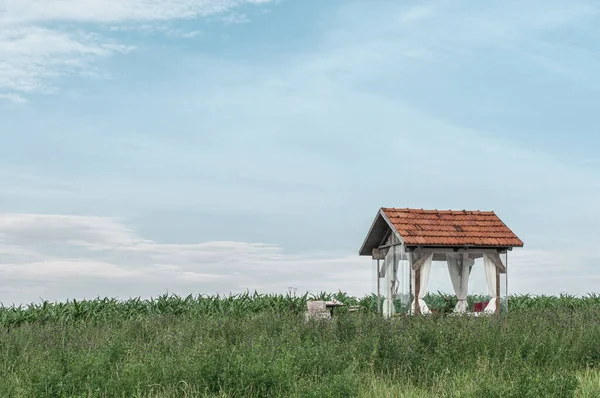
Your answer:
359,208 -> 523,317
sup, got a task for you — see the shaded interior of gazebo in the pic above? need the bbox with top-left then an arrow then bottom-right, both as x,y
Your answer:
359,208 -> 523,317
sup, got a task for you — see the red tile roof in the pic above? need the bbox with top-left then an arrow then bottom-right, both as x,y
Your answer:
381,208 -> 523,247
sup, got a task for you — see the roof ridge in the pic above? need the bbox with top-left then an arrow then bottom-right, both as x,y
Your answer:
382,207 -> 495,214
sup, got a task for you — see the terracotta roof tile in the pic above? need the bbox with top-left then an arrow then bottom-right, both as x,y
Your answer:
381,208 -> 523,247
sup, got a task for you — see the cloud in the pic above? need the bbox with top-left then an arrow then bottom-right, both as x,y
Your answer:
1,213 -> 598,305
3,0 -> 271,24
108,24 -> 202,39
2,0 -> 597,101
167,29 -> 202,38
0,213 -> 372,304
314,1 -> 600,89
0,93 -> 28,104
0,0 -> 274,99
222,13 -> 250,24
0,27 -> 133,95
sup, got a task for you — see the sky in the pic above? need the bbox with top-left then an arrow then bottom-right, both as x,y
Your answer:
1,0 -> 600,305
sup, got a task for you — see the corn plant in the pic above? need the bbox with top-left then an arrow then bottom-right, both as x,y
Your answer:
3,292 -> 600,327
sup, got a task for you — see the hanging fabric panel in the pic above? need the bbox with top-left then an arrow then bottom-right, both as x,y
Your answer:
446,253 -> 473,313
483,254 -> 498,313
410,253 -> 433,314
382,247 -> 400,318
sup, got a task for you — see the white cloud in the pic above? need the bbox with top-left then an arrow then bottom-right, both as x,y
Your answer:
0,93 -> 28,104
0,213 -> 598,305
222,13 -> 250,24
0,27 -> 133,94
108,24 -> 201,39
0,0 -> 274,99
168,29 -> 202,38
0,213 -> 372,304
4,260 -> 141,279
3,0 -> 269,24
316,1 -> 600,88
0,26 -> 130,96
1,0 -> 596,101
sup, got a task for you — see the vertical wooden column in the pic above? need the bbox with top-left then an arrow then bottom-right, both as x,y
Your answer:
390,247 -> 396,315
408,254 -> 413,313
413,254 -> 421,315
376,259 -> 381,314
506,251 -> 509,314
495,266 -> 501,315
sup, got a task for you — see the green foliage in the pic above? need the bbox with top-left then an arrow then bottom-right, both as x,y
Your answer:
5,292 -> 600,328
1,292 -> 600,396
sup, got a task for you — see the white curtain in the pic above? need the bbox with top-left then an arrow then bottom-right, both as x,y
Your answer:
410,254 -> 433,314
446,253 -> 474,313
382,247 -> 400,318
483,254 -> 498,313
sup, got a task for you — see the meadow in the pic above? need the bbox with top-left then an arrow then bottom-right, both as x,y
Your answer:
2,292 -> 600,397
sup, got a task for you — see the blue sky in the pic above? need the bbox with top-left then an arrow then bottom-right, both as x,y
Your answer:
1,0 -> 600,304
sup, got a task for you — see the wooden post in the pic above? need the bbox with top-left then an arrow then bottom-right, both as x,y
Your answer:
495,266 -> 501,315
390,247 -> 396,315
505,251 -> 509,314
376,259 -> 381,314
408,256 -> 413,313
414,266 -> 421,315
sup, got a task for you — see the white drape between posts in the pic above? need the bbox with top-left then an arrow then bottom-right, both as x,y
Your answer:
410,253 -> 433,315
446,253 -> 474,313
381,249 -> 505,316
381,246 -> 400,318
483,254 -> 499,313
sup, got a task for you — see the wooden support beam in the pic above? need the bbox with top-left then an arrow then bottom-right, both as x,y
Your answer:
488,253 -> 507,274
376,259 -> 381,314
414,266 -> 421,315
431,253 -> 486,261
389,248 -> 395,315
495,266 -> 501,315
372,248 -> 386,260
378,229 -> 391,248
411,253 -> 429,270
408,257 -> 413,311
410,247 -> 508,255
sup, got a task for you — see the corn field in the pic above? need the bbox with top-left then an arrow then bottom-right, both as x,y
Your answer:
3,292 -> 600,328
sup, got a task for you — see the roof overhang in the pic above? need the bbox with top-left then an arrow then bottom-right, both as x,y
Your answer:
359,208 -> 402,256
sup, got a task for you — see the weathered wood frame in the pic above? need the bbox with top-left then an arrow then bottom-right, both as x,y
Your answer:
373,243 -> 509,316
373,234 -> 403,315
412,253 -> 421,315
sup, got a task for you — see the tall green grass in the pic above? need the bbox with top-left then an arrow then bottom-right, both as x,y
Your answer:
2,292 -> 600,397
2,307 -> 600,397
